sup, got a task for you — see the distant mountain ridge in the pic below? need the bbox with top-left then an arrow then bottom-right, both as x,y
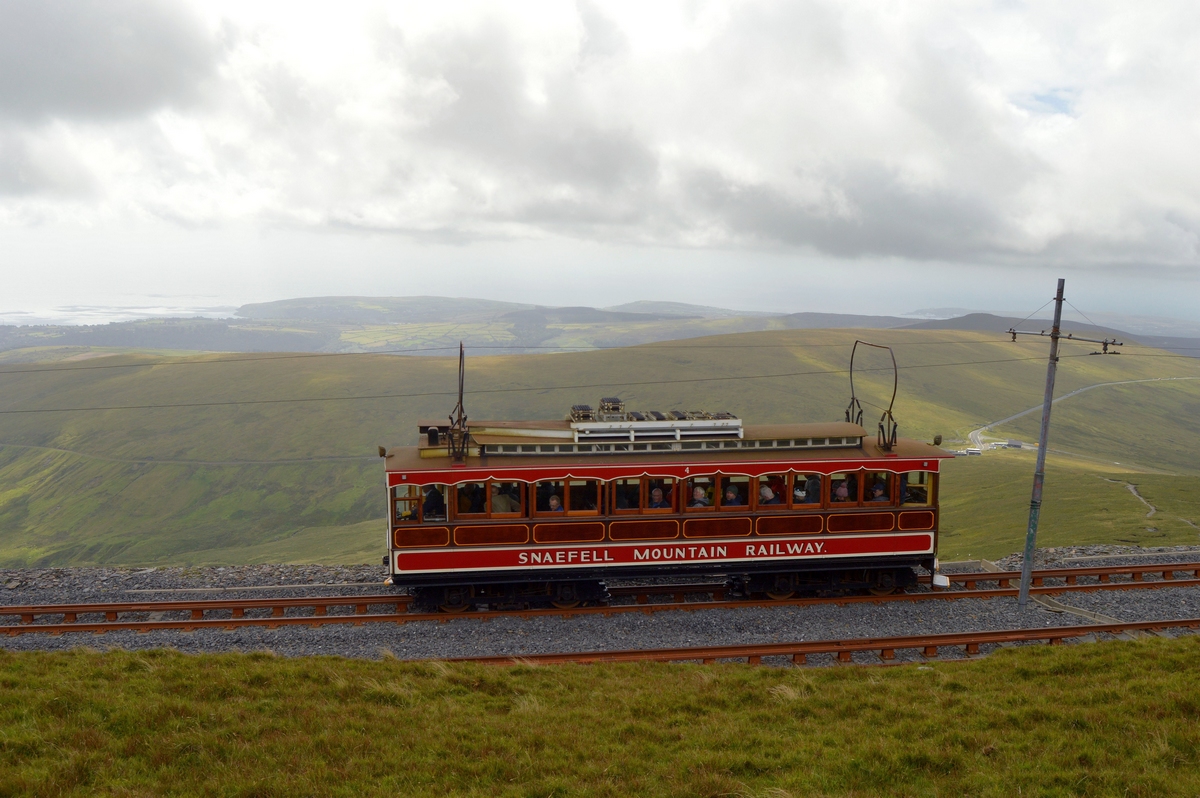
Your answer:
1,296 -> 1196,358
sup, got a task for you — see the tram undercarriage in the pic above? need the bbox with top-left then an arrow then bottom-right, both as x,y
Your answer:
404,562 -> 922,612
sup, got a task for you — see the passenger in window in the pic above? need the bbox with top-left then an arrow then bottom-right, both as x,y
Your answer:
804,475 -> 821,503
832,482 -> 850,502
689,486 -> 710,507
469,485 -> 486,513
648,487 -> 671,509
491,483 -> 518,513
868,482 -> 889,502
547,494 -> 565,512
723,485 -> 744,506
423,487 -> 446,520
759,485 -> 781,505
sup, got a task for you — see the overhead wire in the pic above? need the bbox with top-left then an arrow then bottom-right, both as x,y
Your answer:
2,349 -> 1191,416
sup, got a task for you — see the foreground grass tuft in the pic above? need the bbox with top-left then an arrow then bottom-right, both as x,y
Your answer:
2,637 -> 1200,795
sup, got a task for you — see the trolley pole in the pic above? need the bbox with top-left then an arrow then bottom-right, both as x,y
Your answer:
1017,279 -> 1065,607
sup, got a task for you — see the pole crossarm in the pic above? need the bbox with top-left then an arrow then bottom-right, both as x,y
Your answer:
1007,328 -> 1123,352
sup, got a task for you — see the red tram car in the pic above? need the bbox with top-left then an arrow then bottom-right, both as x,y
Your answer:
381,396 -> 953,611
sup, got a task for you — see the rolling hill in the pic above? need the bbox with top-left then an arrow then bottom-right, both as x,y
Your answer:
5,295 -> 1198,361
0,327 -> 1196,566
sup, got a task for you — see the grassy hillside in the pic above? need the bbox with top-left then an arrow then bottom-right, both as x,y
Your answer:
4,638 -> 1200,795
940,450 -> 1200,561
0,328 -> 1196,566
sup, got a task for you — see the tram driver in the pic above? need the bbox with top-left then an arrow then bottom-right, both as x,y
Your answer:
423,486 -> 447,520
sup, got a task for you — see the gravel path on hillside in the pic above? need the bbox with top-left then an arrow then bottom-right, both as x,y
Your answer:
1,546 -> 1197,665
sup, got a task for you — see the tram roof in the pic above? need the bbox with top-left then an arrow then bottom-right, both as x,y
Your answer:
383,420 -> 952,481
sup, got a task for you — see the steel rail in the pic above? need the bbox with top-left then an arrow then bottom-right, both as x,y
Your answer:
0,595 -> 405,625
447,617 -> 1200,666
2,573 -> 1199,637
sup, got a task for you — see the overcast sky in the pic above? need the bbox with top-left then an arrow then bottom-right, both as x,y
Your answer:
2,0 -> 1198,322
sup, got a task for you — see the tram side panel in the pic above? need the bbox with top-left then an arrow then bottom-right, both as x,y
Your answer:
385,468 -> 940,589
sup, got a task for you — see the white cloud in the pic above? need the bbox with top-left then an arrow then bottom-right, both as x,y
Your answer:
0,0 -> 1198,315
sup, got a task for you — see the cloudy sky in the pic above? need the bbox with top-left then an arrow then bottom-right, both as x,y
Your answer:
2,0 -> 1198,322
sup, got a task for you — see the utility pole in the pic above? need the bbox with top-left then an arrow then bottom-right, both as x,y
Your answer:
1007,279 -> 1122,608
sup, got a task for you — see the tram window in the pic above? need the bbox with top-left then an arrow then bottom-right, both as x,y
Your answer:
489,481 -> 523,516
791,473 -> 822,506
717,476 -> 750,509
613,479 -> 642,513
900,472 -> 933,505
865,472 -> 893,504
757,474 -> 788,509
392,485 -> 420,523
686,476 -> 715,510
646,478 -> 676,512
830,473 -> 859,504
455,482 -> 487,516
421,485 -> 448,522
568,480 -> 602,513
535,481 -> 565,513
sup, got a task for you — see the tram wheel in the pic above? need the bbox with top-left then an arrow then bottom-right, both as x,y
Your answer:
765,590 -> 795,600
867,570 -> 898,596
437,586 -> 475,613
550,599 -> 581,609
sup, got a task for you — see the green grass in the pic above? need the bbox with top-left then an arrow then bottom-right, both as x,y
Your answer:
0,328 -> 1196,566
3,638 -> 1200,796
939,450 -> 1200,561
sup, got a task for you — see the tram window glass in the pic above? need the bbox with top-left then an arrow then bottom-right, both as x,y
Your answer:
646,478 -> 676,511
718,476 -> 750,509
830,473 -> 859,504
864,472 -> 892,504
489,481 -> 523,516
455,483 -> 487,516
686,476 -> 716,510
568,480 -> 602,513
392,485 -> 420,523
791,473 -> 823,506
900,472 -> 933,505
421,485 -> 448,522
535,481 -> 566,513
613,479 -> 641,512
757,474 -> 788,509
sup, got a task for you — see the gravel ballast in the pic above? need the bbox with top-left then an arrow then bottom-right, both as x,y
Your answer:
0,546 -> 1197,664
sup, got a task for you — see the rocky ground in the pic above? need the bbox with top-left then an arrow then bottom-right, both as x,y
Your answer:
0,546 -> 1196,664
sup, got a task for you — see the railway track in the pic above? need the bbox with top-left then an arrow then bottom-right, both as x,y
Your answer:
448,617 -> 1200,666
1,562 -> 1197,637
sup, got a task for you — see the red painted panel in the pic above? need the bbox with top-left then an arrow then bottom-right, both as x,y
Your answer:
395,532 -> 934,573
898,511 -> 936,531
827,513 -> 896,533
533,522 -> 606,543
387,457 -> 946,486
609,520 -> 680,541
454,525 -> 529,546
756,515 -> 823,536
683,517 -> 752,538
394,526 -> 449,548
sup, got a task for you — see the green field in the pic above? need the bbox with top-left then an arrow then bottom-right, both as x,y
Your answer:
0,328 -> 1196,566
940,450 -> 1200,561
3,637 -> 1200,796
